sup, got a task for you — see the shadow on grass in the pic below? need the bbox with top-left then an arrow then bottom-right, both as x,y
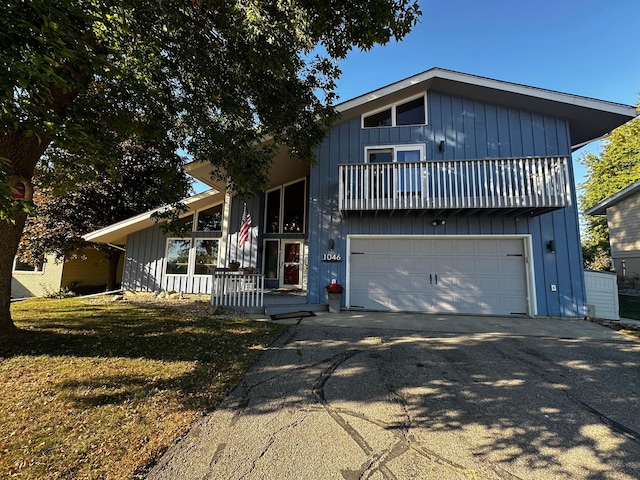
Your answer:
4,299 -> 278,362
3,298 -> 286,413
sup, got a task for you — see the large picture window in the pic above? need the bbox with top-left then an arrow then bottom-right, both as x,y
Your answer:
165,239 -> 191,275
362,94 -> 426,128
265,179 -> 306,234
165,238 -> 219,276
194,239 -> 218,275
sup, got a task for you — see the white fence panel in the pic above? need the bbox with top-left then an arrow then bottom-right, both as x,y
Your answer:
211,272 -> 264,309
584,270 -> 619,320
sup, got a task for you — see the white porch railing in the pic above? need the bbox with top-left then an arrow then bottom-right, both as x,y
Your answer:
339,156 -> 572,212
211,272 -> 264,309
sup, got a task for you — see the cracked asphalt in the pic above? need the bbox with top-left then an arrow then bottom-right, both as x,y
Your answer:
146,314 -> 640,479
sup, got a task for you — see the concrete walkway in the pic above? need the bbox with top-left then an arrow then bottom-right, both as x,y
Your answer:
147,312 -> 640,479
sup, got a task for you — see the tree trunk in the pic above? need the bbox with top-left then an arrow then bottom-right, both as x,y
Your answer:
106,249 -> 122,291
1,130 -> 52,336
0,213 -> 28,335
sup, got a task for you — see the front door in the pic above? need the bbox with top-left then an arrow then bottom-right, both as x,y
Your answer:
263,240 -> 304,289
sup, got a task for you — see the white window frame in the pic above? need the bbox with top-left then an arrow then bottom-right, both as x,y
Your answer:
165,238 -> 191,276
365,144 -> 426,163
165,237 -> 221,277
361,93 -> 427,129
192,238 -> 220,277
12,256 -> 45,274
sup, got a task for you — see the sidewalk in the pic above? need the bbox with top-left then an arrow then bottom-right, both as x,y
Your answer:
260,310 -> 635,340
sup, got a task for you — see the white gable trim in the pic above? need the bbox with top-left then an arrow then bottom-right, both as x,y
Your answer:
337,68 -> 635,118
83,188 -> 221,244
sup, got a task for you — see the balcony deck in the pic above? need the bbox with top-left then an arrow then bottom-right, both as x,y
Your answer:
339,156 -> 572,217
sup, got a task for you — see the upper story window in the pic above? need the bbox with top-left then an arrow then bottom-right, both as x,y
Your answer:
365,144 -> 426,163
362,94 -> 426,128
265,178 -> 306,234
196,204 -> 222,231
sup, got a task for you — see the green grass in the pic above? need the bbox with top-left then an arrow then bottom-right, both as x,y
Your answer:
619,294 -> 640,320
0,298 -> 287,480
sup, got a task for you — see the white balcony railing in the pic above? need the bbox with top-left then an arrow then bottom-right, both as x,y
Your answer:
339,156 -> 571,213
211,272 -> 264,309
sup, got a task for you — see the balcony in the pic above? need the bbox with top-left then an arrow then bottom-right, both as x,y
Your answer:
339,156 -> 571,217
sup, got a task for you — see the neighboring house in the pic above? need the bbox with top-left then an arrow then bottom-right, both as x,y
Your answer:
11,248 -> 124,298
585,179 -> 640,277
11,253 -> 64,298
84,68 -> 637,318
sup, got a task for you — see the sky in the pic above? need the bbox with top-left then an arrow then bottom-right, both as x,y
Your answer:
334,0 -> 640,192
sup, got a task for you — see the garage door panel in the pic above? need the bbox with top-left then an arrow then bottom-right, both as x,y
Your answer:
411,275 -> 432,289
412,240 -> 433,254
477,240 -> 499,254
389,294 -> 434,311
349,237 -> 529,315
433,241 -> 454,254
501,257 -> 525,275
475,258 -> 500,274
454,239 -> 478,254
370,240 -> 392,254
367,258 -> 391,273
391,240 -> 412,254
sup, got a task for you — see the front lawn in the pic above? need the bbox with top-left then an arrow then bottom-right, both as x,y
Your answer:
0,298 -> 286,479
619,294 -> 640,320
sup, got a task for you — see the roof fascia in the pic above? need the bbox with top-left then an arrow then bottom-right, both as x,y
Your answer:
336,67 -> 636,118
584,179 -> 640,215
83,188 -> 220,242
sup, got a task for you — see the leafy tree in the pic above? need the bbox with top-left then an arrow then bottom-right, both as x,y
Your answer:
579,115 -> 640,270
19,142 -> 191,291
0,0 -> 421,335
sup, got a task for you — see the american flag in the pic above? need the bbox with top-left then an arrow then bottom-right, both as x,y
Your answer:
238,203 -> 252,248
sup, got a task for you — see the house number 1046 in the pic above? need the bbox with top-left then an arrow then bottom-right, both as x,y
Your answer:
322,253 -> 342,262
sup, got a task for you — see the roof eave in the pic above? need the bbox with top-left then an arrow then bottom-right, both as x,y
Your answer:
83,188 -> 221,244
584,179 -> 640,216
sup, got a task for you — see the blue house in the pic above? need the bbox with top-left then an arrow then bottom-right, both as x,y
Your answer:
84,68 -> 637,318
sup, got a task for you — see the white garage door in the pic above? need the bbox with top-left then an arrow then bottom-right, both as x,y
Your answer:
348,236 -> 529,315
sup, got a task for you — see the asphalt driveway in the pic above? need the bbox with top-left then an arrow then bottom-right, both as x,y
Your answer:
147,313 -> 640,479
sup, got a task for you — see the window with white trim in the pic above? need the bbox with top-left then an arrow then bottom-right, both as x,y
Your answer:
13,255 -> 45,273
365,144 -> 425,163
165,238 -> 219,276
193,239 -> 218,275
365,144 -> 426,197
362,94 -> 426,128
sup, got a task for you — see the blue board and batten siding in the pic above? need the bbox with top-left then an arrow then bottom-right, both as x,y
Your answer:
308,90 -> 586,317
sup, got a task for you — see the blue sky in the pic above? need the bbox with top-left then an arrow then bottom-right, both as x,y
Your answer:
334,0 -> 640,192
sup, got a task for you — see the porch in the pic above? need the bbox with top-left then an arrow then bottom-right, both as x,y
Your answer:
211,271 -> 322,316
339,156 -> 572,217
